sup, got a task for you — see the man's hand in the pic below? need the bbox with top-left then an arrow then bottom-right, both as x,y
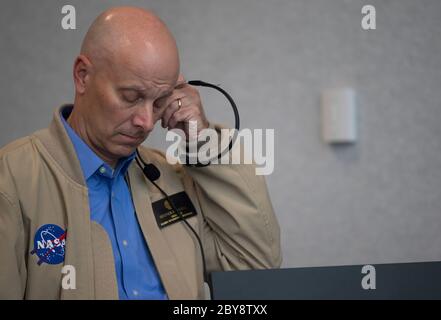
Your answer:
157,74 -> 209,141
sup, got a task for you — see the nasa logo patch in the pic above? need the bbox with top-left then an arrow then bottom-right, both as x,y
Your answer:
30,224 -> 67,266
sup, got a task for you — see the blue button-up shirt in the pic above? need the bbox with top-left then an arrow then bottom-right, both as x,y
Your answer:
60,106 -> 167,300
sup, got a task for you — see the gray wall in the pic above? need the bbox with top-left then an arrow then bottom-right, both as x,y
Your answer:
1,0 -> 440,268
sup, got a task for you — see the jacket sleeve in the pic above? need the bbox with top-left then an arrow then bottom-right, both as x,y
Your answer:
0,190 -> 27,299
180,125 -> 282,272
184,162 -> 282,272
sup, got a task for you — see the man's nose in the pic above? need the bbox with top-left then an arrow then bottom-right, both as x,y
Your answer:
132,102 -> 155,132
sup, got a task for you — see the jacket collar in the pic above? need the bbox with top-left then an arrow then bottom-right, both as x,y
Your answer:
33,105 -> 87,187
59,105 -> 104,181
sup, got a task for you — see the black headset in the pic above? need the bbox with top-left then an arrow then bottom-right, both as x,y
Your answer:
135,80 -> 240,294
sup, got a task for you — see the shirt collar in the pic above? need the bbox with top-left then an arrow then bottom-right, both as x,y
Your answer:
60,105 -> 135,180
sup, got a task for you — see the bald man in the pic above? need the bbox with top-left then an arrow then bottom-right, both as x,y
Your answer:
0,7 -> 281,299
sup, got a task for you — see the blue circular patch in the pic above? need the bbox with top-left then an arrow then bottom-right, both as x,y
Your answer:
31,224 -> 67,265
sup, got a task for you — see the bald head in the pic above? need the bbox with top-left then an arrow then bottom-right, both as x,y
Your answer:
69,7 -> 181,167
80,6 -> 179,79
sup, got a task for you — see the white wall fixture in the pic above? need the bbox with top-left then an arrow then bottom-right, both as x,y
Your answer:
321,88 -> 357,144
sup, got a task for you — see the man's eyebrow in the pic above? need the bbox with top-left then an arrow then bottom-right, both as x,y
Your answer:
119,86 -> 172,95
118,86 -> 146,92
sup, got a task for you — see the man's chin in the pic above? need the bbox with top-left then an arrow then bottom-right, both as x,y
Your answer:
108,135 -> 149,158
110,144 -> 138,159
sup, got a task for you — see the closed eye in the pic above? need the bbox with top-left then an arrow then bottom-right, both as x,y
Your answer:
121,89 -> 144,104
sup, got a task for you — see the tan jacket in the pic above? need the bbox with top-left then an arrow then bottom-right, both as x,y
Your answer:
0,106 -> 281,299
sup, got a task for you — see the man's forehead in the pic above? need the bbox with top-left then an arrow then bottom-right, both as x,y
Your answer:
110,63 -> 177,92
116,79 -> 175,99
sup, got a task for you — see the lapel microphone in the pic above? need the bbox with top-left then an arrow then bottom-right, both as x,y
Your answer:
138,158 -> 161,182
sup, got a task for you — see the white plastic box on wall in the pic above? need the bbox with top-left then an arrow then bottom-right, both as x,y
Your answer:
321,88 -> 357,144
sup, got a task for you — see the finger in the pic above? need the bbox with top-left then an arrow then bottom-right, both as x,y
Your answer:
177,74 -> 186,86
167,107 -> 195,129
161,97 -> 186,128
155,86 -> 187,110
155,91 -> 175,110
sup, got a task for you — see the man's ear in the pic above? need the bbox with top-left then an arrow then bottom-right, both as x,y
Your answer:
73,55 -> 92,95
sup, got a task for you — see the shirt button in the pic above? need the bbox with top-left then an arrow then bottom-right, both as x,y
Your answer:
133,290 -> 138,296
99,167 -> 106,174
122,240 -> 128,247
